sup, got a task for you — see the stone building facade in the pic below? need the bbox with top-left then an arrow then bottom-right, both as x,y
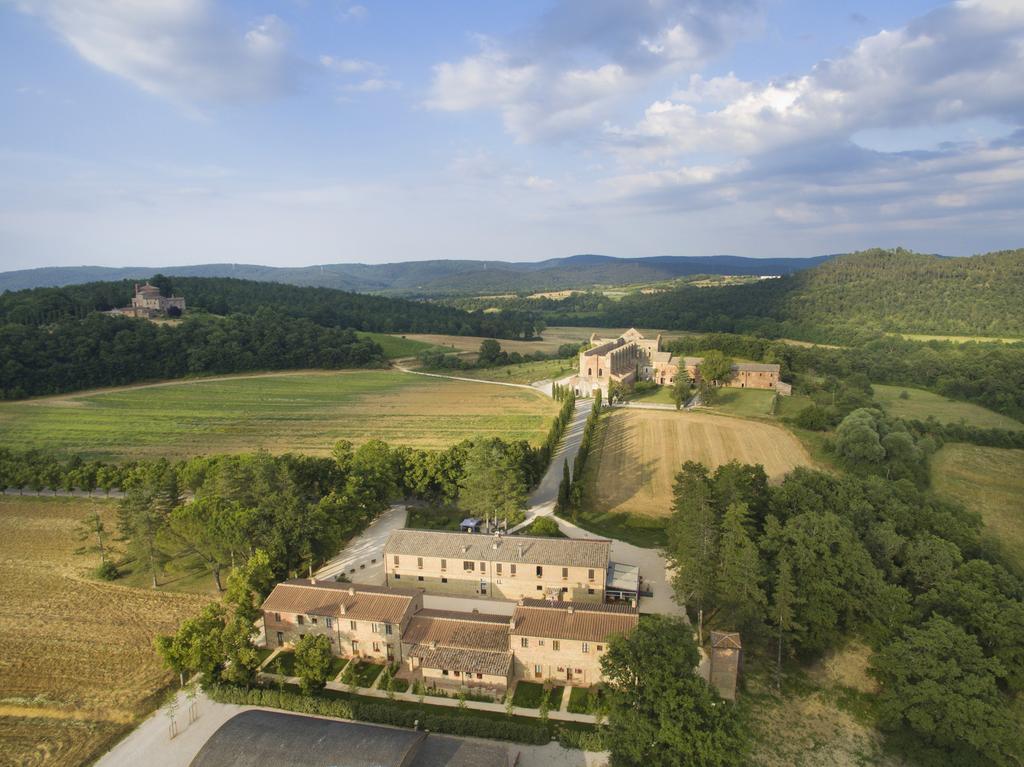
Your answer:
570,328 -> 788,399
383,529 -> 610,603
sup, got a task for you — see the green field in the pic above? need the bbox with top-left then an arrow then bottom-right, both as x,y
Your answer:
357,332 -> 444,359
873,384 -> 1023,430
773,393 -> 813,418
932,444 -> 1024,572
896,333 -> 1023,344
456,358 -> 577,385
704,388 -> 778,418
0,370 -> 559,461
626,386 -> 677,406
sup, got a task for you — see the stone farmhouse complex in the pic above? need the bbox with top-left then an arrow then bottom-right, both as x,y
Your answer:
261,530 -> 641,696
569,328 -> 791,399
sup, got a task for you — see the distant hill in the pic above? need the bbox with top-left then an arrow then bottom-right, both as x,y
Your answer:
0,254 -> 833,296
542,248 -> 1024,342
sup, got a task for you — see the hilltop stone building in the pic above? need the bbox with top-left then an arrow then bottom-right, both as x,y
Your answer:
108,282 -> 186,319
570,328 -> 790,399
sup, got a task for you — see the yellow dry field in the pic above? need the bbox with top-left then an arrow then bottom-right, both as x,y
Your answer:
0,496 -> 209,767
588,409 -> 813,517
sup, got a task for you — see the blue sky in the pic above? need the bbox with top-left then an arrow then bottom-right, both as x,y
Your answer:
1,0 -> 1022,269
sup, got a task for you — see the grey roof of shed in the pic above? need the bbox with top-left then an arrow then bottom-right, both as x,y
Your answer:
189,709 -> 508,767
411,644 -> 514,678
384,529 -> 610,569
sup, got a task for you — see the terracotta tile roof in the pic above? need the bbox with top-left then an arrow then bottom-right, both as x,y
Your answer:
511,600 -> 638,643
733,362 -> 780,373
404,612 -> 511,652
410,645 -> 513,678
384,530 -> 610,569
260,580 -> 418,624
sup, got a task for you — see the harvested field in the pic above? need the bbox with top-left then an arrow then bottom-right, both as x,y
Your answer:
585,409 -> 813,517
0,496 -> 209,767
0,370 -> 559,461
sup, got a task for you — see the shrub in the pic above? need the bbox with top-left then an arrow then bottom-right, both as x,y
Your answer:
94,560 -> 120,580
557,725 -> 610,752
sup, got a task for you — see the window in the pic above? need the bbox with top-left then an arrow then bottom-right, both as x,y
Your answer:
496,563 -> 502,575
350,620 -> 357,631
351,640 -> 359,651
536,585 -> 543,591
311,617 -> 318,625
373,642 -> 380,652
480,562 -> 486,573
325,617 -> 333,629
588,588 -> 595,595
587,367 -> 592,376
588,569 -> 595,582
510,564 -> 517,576
553,640 -> 562,651
276,631 -> 284,646
393,555 -> 399,566
463,561 -> 475,572
520,637 -> 529,648
394,574 -> 401,579
453,670 -> 460,677
442,669 -> 449,676
274,612 -> 281,622
385,624 -> 393,635
417,557 -> 423,569
441,559 -> 447,571
441,577 -> 448,583
536,565 -> 543,577
417,575 -> 424,581
371,623 -> 379,633
561,586 -> 568,593
476,673 -> 483,680
582,642 -> 589,653
534,664 -> 542,678
538,639 -> 545,647
562,567 -> 568,579
597,645 -> 603,652
297,615 -> 305,625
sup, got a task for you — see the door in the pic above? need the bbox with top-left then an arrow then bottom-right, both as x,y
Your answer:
276,631 -> 284,647
566,668 -> 573,682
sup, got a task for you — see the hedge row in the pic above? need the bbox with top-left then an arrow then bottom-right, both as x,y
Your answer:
205,684 -> 549,745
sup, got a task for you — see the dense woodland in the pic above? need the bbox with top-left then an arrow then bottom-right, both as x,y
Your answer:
488,248 -> 1024,343
0,276 -> 542,337
0,311 -> 385,399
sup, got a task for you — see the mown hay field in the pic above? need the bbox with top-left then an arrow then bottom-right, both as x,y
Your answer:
0,496 -> 209,767
872,384 -> 1023,431
585,409 -> 813,517
0,370 -> 559,461
932,444 -> 1024,572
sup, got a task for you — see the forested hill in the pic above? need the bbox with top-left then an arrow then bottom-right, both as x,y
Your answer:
0,276 -> 540,338
537,248 -> 1024,342
0,254 -> 832,296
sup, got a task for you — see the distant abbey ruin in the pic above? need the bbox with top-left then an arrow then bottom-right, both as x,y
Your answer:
570,328 -> 790,399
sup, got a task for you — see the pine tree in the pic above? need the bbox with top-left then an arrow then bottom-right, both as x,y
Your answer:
771,554 -> 798,689
716,501 -> 767,632
557,459 -> 570,511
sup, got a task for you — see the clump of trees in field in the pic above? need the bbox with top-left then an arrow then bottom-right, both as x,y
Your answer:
665,460 -> 1024,765
416,338 -> 582,372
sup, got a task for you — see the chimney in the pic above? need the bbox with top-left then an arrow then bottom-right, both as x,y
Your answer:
340,603 -> 346,615
310,577 -> 317,585
517,544 -> 523,559
430,640 -> 438,650
349,586 -> 356,596
508,617 -> 516,631
630,598 -> 637,609
462,545 -> 470,554
567,605 -> 574,614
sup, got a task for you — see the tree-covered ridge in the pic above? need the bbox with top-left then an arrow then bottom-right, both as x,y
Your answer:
0,275 -> 542,339
526,248 -> 1024,342
0,311 -> 385,399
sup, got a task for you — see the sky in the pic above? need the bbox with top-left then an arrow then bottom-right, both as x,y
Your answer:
1,0 -> 1023,270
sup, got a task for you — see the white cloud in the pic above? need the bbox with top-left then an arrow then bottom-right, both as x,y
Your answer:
18,0 -> 295,106
426,1 -> 759,141
319,55 -> 381,76
341,78 -> 400,93
338,4 -> 367,23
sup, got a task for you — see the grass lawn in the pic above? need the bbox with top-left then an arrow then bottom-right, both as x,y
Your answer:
773,393 -> 813,418
558,505 -> 669,549
456,358 -> 578,385
0,369 -> 559,460
872,384 -> 1023,431
932,444 -> 1024,573
626,386 -> 678,406
704,388 -> 777,418
349,661 -> 384,688
567,686 -> 603,714
406,505 -> 465,531
356,332 -> 444,359
256,648 -> 275,666
512,681 -> 563,708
